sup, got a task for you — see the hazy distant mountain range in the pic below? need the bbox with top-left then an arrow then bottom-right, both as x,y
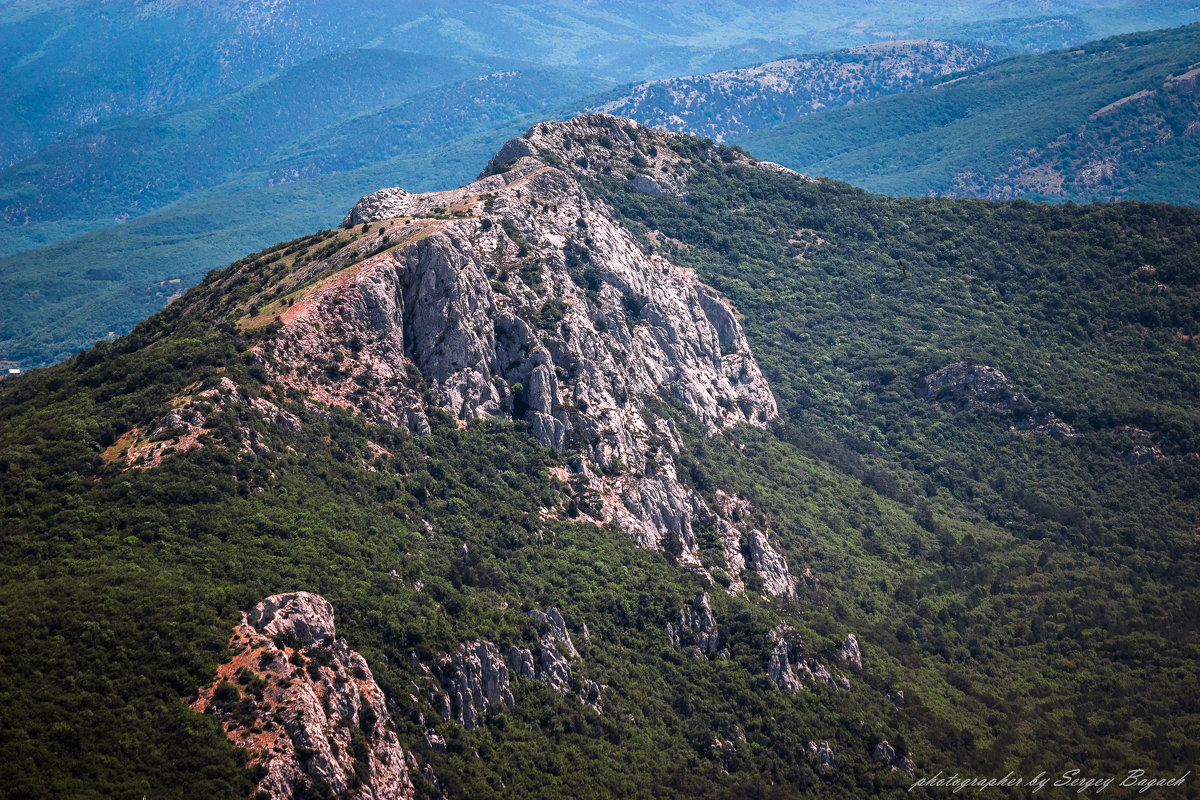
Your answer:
2,0 -> 1200,368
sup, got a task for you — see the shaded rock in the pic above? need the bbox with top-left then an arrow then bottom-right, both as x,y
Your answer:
816,740 -> 835,767
505,646 -> 536,679
674,592 -> 720,653
920,361 -> 1074,440
800,566 -> 818,590
246,591 -> 335,646
436,641 -> 514,730
265,115 -> 779,570
529,606 -> 578,658
193,593 -> 417,800
874,740 -> 897,762
1123,444 -> 1163,465
766,635 -> 803,694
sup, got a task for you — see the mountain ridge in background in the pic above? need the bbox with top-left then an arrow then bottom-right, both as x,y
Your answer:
738,22 -> 1200,205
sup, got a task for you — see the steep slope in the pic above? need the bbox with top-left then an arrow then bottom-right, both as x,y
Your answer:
591,40 -> 1004,142
738,23 -> 1200,205
0,115 -> 1197,799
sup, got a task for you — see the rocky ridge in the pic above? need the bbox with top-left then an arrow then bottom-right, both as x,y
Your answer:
592,40 -> 1001,142
667,592 -> 721,656
192,592 -> 418,800
765,624 -> 850,693
253,114 -> 789,581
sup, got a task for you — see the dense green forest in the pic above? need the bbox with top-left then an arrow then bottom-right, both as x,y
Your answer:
0,130 -> 1198,798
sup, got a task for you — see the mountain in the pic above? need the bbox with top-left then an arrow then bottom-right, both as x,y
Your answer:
6,4 -> 1200,372
738,23 -> 1200,205
590,40 -> 1006,142
1,115 -> 1197,799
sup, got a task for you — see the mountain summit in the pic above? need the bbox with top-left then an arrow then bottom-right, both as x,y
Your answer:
148,115 -> 790,587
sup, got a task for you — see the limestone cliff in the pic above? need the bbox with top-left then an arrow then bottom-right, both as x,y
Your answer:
255,115 -> 786,578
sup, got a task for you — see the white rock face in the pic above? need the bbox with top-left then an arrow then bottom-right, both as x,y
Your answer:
840,633 -> 863,668
265,115 -> 780,574
193,593 -> 418,800
765,624 -> 846,694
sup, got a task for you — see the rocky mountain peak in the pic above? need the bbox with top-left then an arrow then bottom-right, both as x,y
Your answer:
247,115 -> 788,582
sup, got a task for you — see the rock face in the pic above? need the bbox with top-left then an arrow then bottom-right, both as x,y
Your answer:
840,633 -> 862,669
667,592 -> 721,654
919,362 -> 1075,440
437,641 -> 515,730
262,114 -> 780,575
765,625 -> 845,694
747,529 -> 795,598
431,606 -> 600,727
192,593 -> 417,800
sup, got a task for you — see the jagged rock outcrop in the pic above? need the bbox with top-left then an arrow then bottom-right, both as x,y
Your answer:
813,740 -> 835,768
263,114 -> 779,575
116,376 -> 301,469
873,740 -> 896,762
919,362 -> 1075,440
192,593 -> 417,800
765,625 -> 844,694
436,641 -> 515,730
840,634 -> 862,669
748,529 -> 795,598
1123,444 -> 1163,465
428,606 -> 599,728
529,606 -> 579,693
667,592 -> 721,655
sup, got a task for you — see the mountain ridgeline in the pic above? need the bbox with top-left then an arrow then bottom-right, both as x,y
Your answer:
739,23 -> 1200,205
592,39 -> 1004,142
0,116 -> 1197,799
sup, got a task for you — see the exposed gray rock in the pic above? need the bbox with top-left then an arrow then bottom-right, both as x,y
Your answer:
194,594 -> 418,800
765,625 -> 844,694
748,529 -> 795,598
250,396 -> 302,434
920,361 -> 1075,440
814,740 -> 835,767
671,592 -> 720,654
1123,444 -> 1163,465
874,740 -> 897,762
840,633 -> 862,668
529,606 -> 578,658
246,591 -> 335,646
436,641 -> 515,730
505,646 -> 536,679
267,115 -> 779,571
767,635 -> 803,693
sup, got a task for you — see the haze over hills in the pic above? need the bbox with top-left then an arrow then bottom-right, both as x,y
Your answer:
738,23 -> 1200,205
591,40 -> 1005,143
0,34 -> 1014,369
1,115 -> 1196,799
5,2 -> 1200,372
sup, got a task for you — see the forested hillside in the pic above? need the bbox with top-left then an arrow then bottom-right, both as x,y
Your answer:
0,118 -> 1195,798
